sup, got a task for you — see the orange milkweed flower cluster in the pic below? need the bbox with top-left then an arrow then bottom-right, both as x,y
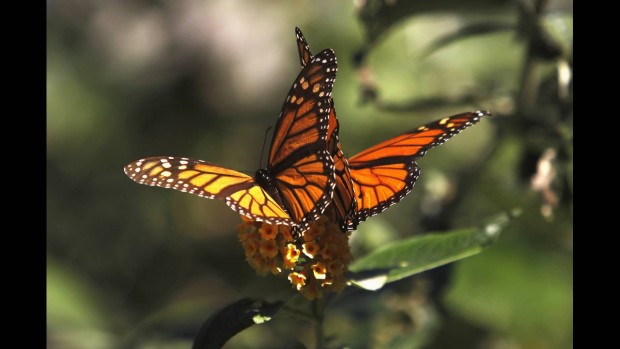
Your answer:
237,208 -> 352,299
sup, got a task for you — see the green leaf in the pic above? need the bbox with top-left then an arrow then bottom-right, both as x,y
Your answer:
349,211 -> 517,290
192,298 -> 282,349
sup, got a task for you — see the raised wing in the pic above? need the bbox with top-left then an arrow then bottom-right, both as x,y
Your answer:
264,43 -> 339,235
296,27 -> 313,68
268,48 -> 337,167
295,27 -> 356,231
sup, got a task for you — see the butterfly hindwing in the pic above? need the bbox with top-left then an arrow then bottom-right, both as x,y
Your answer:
348,160 -> 420,223
274,149 -> 335,225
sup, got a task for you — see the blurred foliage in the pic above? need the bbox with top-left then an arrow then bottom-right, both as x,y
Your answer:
47,0 -> 572,348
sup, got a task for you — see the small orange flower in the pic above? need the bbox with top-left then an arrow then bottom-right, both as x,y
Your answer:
303,222 -> 325,242
238,231 -> 256,242
282,243 -> 301,269
237,220 -> 257,240
259,239 -> 278,259
264,257 -> 281,275
312,262 -> 327,280
288,272 -> 307,291
247,254 -> 266,274
237,211 -> 353,299
327,259 -> 344,275
302,241 -> 320,258
279,225 -> 294,242
320,243 -> 339,260
241,239 -> 259,257
258,223 -> 278,240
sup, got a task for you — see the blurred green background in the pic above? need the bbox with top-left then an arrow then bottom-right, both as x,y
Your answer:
47,0 -> 572,348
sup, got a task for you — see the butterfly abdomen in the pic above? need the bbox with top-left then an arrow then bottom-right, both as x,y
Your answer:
255,168 -> 276,191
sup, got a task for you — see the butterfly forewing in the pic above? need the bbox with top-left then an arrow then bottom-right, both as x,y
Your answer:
350,111 -> 488,163
268,48 -> 337,166
262,47 -> 338,234
347,110 -> 489,225
124,156 -> 293,226
296,27 -> 313,68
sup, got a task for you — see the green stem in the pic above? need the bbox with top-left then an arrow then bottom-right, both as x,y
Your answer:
312,298 -> 325,349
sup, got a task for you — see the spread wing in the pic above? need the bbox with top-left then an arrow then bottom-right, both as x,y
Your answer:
124,156 -> 293,226
348,110 -> 490,224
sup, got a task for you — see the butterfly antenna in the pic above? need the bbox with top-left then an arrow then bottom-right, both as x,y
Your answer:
259,126 -> 273,168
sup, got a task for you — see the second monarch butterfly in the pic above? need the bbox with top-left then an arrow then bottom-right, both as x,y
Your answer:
295,27 -> 490,231
124,46 -> 339,235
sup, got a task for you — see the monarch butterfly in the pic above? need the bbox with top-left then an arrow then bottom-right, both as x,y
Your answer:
124,47 -> 339,235
295,28 -> 490,231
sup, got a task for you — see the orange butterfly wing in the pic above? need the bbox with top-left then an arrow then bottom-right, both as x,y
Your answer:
328,107 -> 357,231
348,111 -> 490,224
295,27 -> 357,231
124,157 -> 292,224
266,48 -> 338,233
296,27 -> 313,69
124,43 -> 339,233
295,28 -> 489,231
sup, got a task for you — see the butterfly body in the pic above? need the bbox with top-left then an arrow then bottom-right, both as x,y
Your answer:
254,168 -> 276,193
